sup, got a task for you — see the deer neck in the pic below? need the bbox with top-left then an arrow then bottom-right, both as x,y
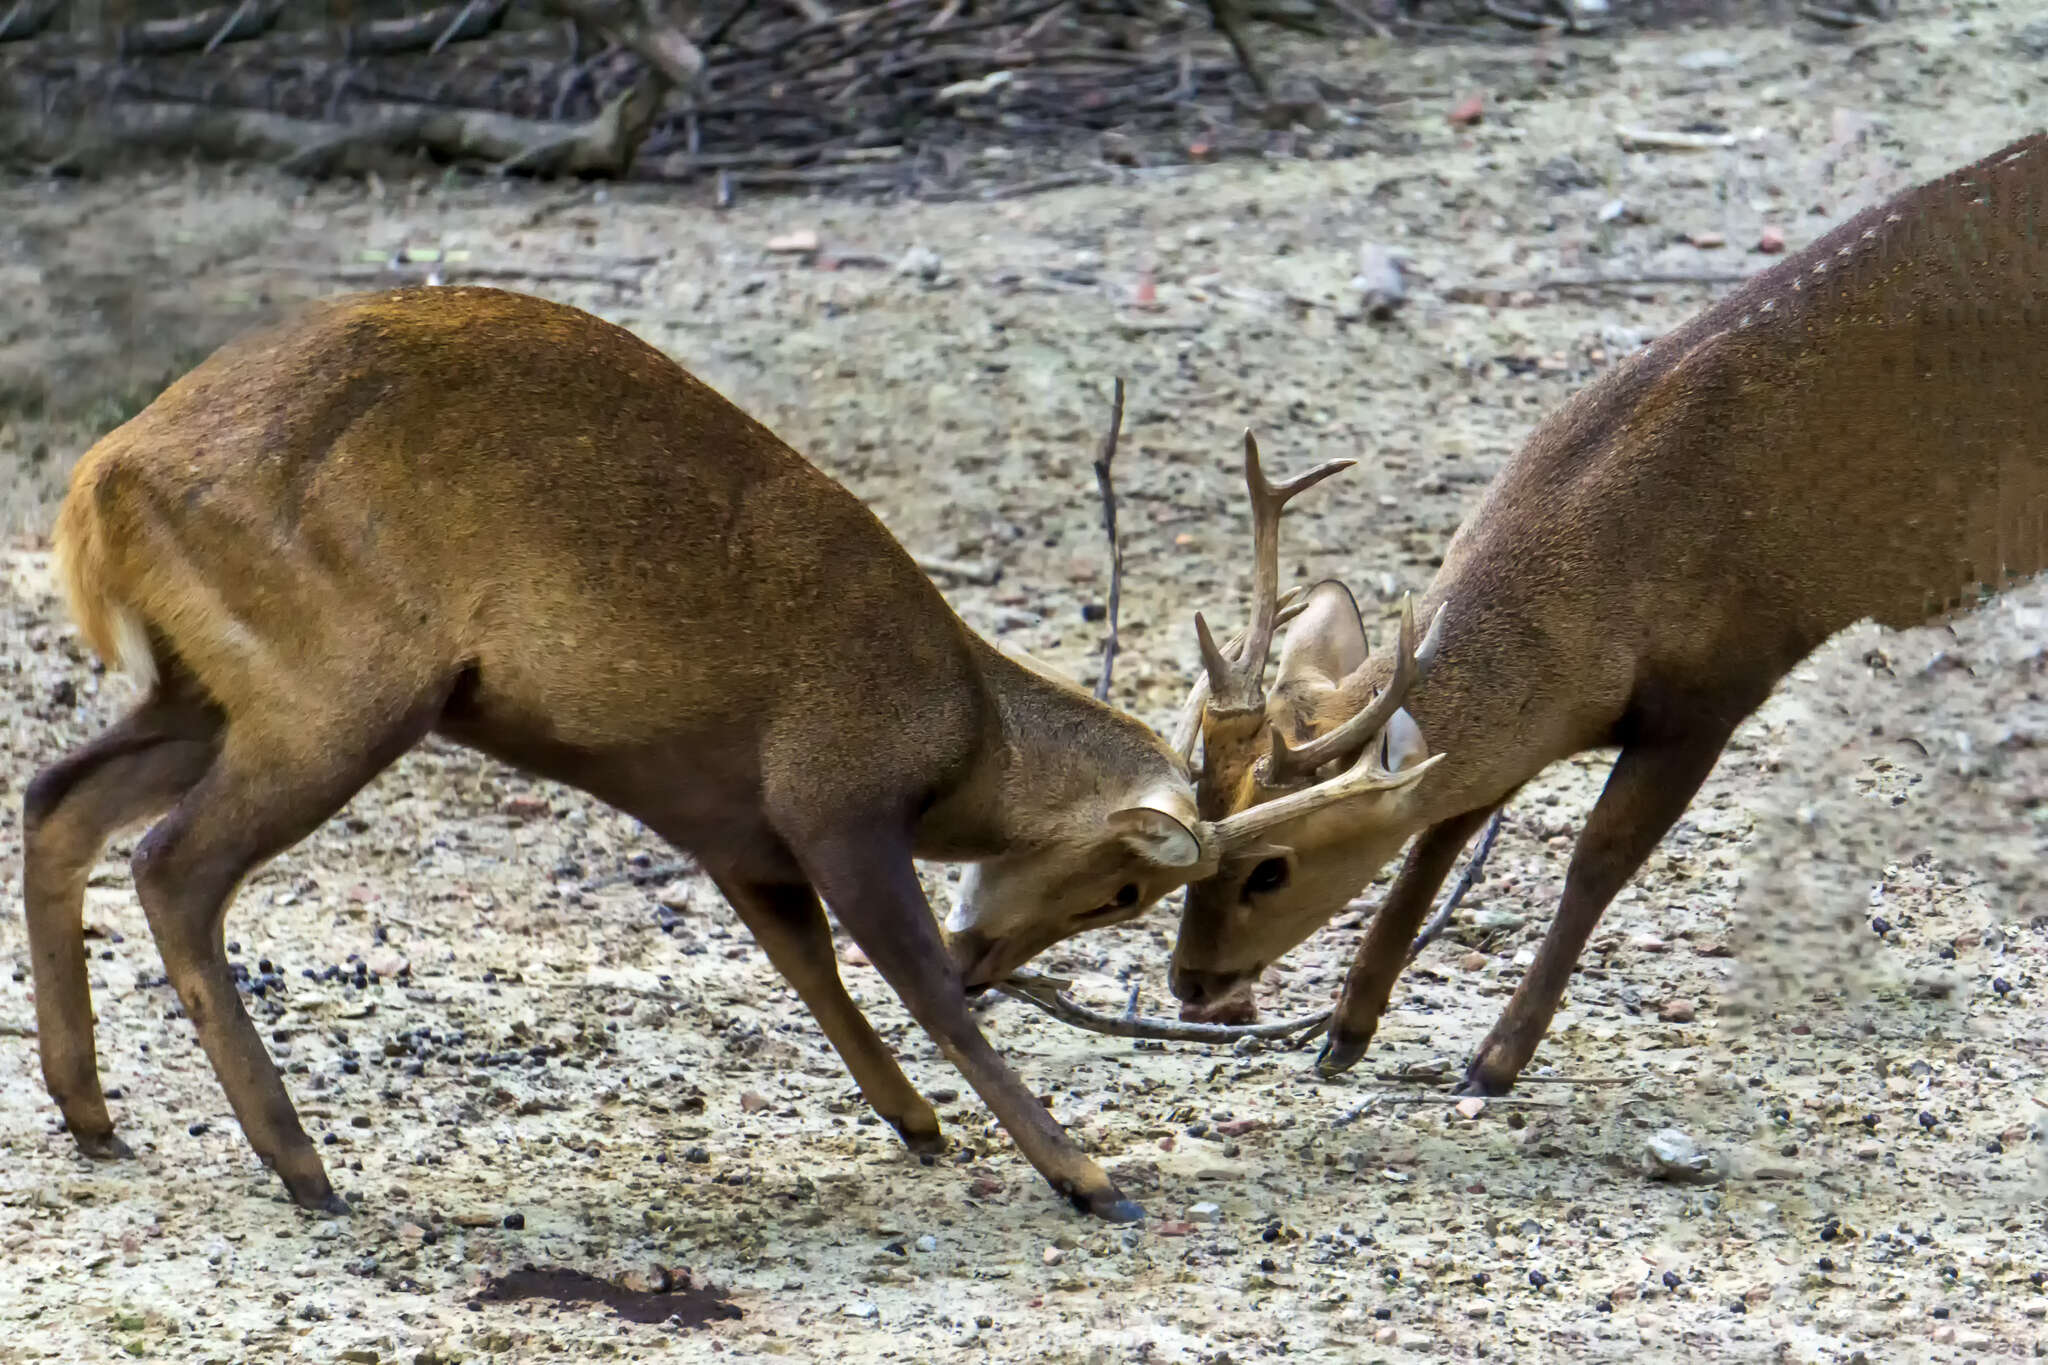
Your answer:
912,634 -> 1186,861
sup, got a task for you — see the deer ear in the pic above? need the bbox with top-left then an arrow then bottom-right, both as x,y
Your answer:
1106,804 -> 1204,869
1275,580 -> 1369,692
1377,706 -> 1430,773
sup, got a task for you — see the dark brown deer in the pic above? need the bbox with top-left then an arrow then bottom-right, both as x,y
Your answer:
23,285 -> 1232,1223
1165,129 -> 2048,1095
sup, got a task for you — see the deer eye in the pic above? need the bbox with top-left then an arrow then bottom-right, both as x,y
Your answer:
1082,883 -> 1142,921
1243,858 -> 1290,898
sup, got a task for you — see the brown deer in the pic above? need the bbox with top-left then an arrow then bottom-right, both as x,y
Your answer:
24,284 -> 1239,1223
1165,129 -> 2048,1095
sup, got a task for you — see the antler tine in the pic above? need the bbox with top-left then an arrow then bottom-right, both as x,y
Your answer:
1207,431 -> 1356,714
1215,749 -> 1448,850
1170,585 -> 1313,760
1261,594 -> 1444,785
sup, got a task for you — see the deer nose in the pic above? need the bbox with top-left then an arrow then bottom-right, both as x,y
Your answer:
1169,962 -> 1231,1005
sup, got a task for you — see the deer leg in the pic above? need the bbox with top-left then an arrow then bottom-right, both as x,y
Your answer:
128,693 -> 449,1212
715,876 -> 944,1155
24,689 -> 220,1159
1316,802 -> 1502,1080
793,830 -> 1141,1223
1460,733 -> 1729,1097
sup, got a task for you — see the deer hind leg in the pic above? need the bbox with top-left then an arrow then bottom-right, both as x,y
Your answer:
128,685 -> 453,1212
1460,730 -> 1730,1097
24,685 -> 220,1159
715,877 -> 944,1154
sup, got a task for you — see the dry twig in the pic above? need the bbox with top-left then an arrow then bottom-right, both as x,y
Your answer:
1092,376 -> 1127,702
1408,805 -> 1505,957
1006,799 -> 1508,1045
993,970 -> 1329,1043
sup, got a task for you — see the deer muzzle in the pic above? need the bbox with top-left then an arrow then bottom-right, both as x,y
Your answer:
1168,962 -> 1262,1025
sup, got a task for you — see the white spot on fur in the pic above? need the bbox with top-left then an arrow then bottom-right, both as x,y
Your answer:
108,605 -> 159,689
1762,299 -> 1777,311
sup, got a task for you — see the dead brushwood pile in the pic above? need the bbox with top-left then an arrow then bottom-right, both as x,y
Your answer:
0,0 -> 1409,193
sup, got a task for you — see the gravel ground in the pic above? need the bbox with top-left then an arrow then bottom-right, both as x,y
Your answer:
7,6 -> 2048,1362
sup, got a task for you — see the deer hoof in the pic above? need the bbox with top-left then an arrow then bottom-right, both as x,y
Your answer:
1314,1032 -> 1369,1079
72,1129 -> 133,1161
1456,1052 -> 1519,1097
892,1119 -> 948,1157
1082,1190 -> 1146,1224
286,1181 -> 349,1216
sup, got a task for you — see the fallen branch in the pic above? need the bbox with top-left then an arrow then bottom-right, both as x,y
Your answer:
1205,0 -> 1271,97
1333,1091 -> 1569,1123
1092,375 -> 1126,702
537,0 -> 706,91
346,0 -> 514,56
0,0 -> 63,44
1407,805 -> 1505,959
993,970 -> 1330,1043
301,260 -> 650,290
914,554 -> 1001,586
1442,271 -> 1750,302
119,0 -> 287,57
2,84 -> 665,178
1009,797 -> 1508,1046
1615,125 -> 1740,152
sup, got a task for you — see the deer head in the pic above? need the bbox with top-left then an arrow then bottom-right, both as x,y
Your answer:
941,434 -> 1443,992
1165,439 -> 1451,1019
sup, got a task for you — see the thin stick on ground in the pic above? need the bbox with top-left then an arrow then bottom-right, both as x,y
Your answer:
1092,376 -> 1126,702
992,970 -> 1328,1043
1407,805 -> 1506,961
1006,803 -> 1510,1046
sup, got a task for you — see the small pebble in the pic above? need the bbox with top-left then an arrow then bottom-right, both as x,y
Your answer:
916,1234 -> 938,1253
1454,1097 -> 1486,1121
1658,997 -> 1696,1024
1042,1246 -> 1066,1266
1662,1270 -> 1682,1289
1758,226 -> 1787,253
895,245 -> 943,281
1459,952 -> 1488,972
503,1212 -> 525,1230
1528,1269 -> 1548,1288
1187,1202 -> 1222,1223
841,1301 -> 879,1320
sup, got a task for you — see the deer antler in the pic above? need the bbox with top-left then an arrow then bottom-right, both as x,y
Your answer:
1168,583 -> 1312,759
1213,747 -> 1446,850
1257,593 -> 1446,786
1192,431 -> 1354,716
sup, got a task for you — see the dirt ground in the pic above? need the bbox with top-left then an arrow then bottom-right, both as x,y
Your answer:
8,5 -> 2048,1362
